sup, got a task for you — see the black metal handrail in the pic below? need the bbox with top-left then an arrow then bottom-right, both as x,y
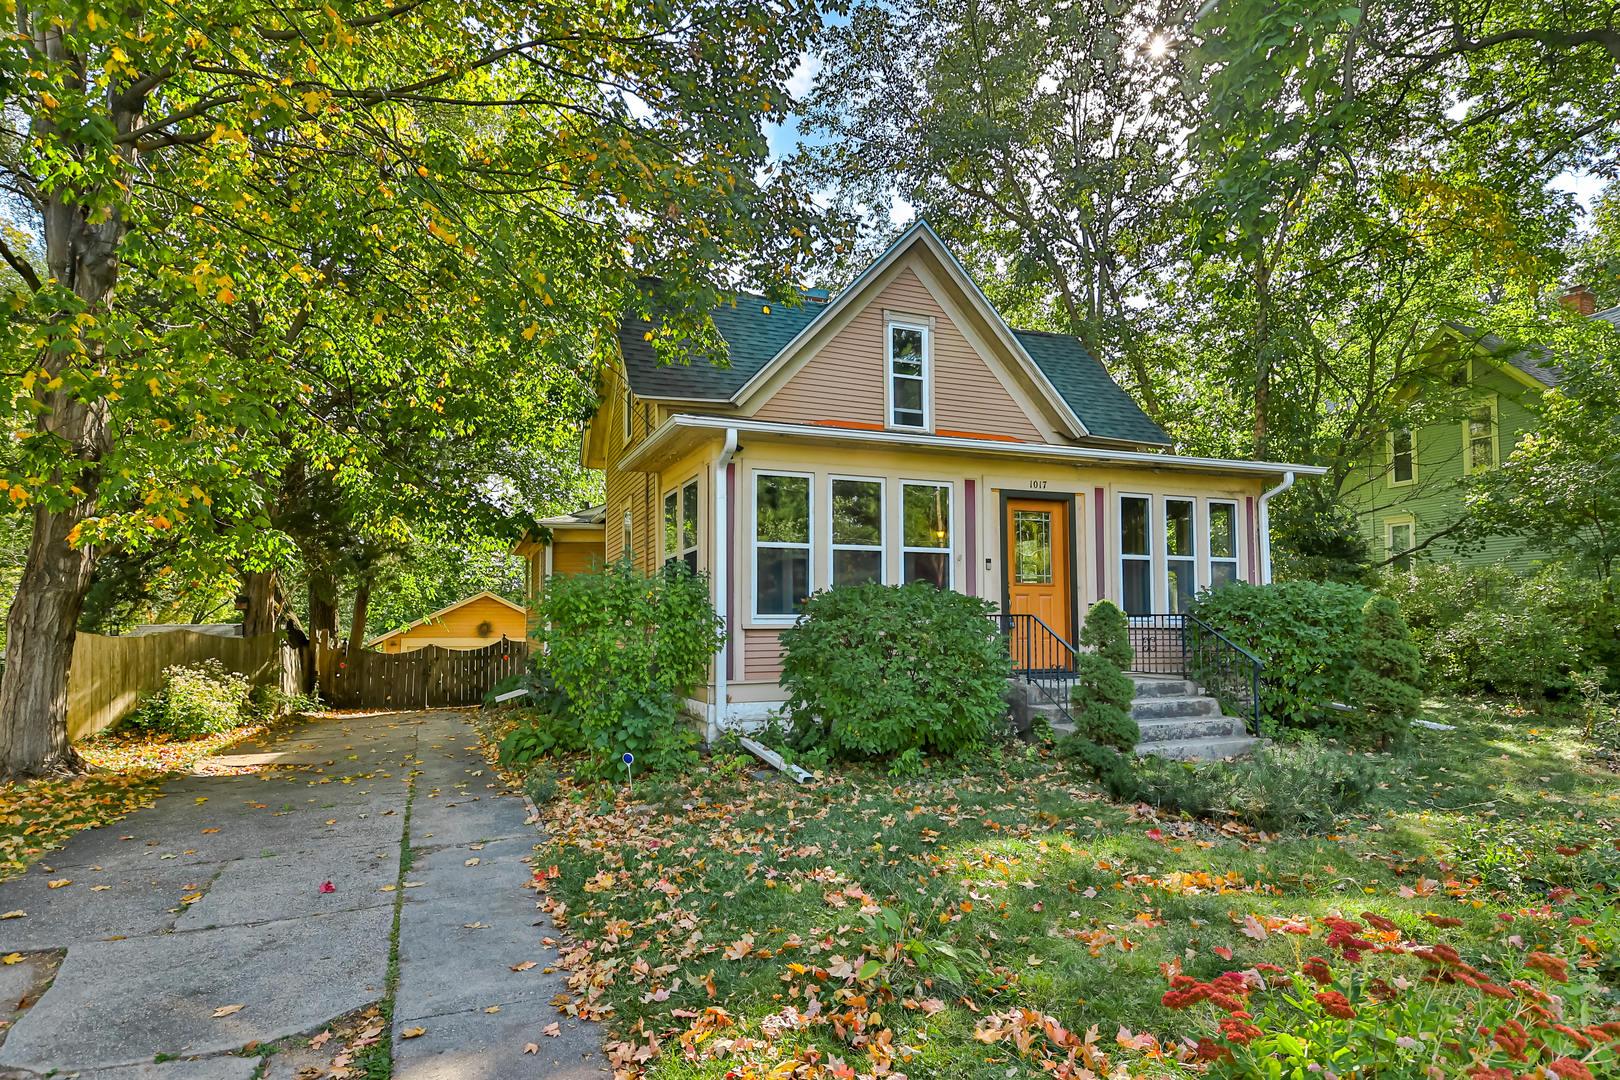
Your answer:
986,612 -> 1077,727
1183,613 -> 1265,739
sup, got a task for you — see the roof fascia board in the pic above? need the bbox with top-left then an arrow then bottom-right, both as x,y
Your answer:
623,412 -> 1327,478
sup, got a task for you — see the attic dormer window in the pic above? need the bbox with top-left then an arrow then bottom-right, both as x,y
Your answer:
887,322 -> 929,429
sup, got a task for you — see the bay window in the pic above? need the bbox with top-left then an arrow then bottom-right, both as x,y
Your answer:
754,473 -> 811,617
831,477 -> 884,587
901,481 -> 951,588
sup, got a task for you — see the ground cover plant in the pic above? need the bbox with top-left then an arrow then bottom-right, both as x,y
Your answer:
523,697 -> 1620,1080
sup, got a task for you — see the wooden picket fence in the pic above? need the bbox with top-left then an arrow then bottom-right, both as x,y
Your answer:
67,630 -> 309,742
311,633 -> 530,710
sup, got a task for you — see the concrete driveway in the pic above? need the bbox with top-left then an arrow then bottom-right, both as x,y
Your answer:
0,710 -> 599,1080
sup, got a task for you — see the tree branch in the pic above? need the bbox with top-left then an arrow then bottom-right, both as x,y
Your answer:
0,233 -> 42,292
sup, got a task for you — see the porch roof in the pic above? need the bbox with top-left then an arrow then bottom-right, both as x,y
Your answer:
619,414 -> 1329,479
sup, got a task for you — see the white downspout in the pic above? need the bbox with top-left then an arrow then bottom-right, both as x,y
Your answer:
711,429 -> 739,742
1257,470 -> 1295,585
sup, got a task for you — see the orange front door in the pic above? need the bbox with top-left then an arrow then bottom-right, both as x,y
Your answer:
1006,498 -> 1072,662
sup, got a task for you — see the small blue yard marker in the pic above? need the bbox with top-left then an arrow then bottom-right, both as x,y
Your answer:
622,751 -> 634,789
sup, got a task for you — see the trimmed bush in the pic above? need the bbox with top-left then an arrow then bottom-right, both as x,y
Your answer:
123,659 -> 252,739
1346,595 -> 1423,747
779,582 -> 1011,761
1077,596 -> 1133,670
1191,581 -> 1371,731
1058,601 -> 1139,790
537,557 -> 723,778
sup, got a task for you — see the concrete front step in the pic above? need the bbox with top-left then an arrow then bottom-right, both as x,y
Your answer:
1135,714 -> 1247,742
1130,694 -> 1220,721
1136,735 -> 1263,761
1130,676 -> 1197,698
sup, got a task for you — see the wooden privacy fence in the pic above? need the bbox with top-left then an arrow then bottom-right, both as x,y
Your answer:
67,630 -> 309,742
312,634 -> 530,710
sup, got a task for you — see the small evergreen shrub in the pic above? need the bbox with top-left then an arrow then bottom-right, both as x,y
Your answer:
538,557 -> 723,779
1345,595 -> 1423,747
1058,601 -> 1139,790
779,582 -> 1011,762
1191,581 -> 1371,731
123,659 -> 252,739
1077,597 -> 1133,670
1125,739 -> 1381,833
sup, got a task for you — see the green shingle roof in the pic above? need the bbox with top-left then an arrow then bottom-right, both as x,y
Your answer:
618,295 -> 1171,446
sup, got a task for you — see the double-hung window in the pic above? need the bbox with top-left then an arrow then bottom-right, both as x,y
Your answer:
1208,501 -> 1240,589
1119,495 -> 1152,616
831,477 -> 884,587
1165,498 -> 1197,613
901,481 -> 951,588
1388,428 -> 1415,486
887,323 -> 929,429
754,473 -> 811,617
1385,517 -> 1415,573
663,478 -> 699,573
1464,401 -> 1497,474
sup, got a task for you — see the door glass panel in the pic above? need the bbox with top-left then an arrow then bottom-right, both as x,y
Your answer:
1013,510 -> 1053,584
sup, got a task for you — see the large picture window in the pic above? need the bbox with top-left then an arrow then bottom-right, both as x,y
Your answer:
1165,498 -> 1196,614
754,473 -> 811,617
901,482 -> 951,588
888,323 -> 929,429
663,478 -> 699,573
1208,501 -> 1240,589
831,477 -> 884,587
1119,495 -> 1152,616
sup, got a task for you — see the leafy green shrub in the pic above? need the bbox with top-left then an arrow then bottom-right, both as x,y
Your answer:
1124,739 -> 1381,833
1385,563 -> 1619,698
123,659 -> 252,739
537,557 -> 723,778
523,763 -> 560,806
497,709 -> 585,767
779,582 -> 1011,762
1344,595 -> 1422,747
1191,581 -> 1371,731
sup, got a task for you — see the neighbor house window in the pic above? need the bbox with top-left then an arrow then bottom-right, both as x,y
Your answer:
901,481 -> 951,588
1165,498 -> 1196,614
887,322 -> 929,429
1464,400 -> 1498,473
1385,517 -> 1415,573
663,478 -> 699,573
754,472 -> 811,617
621,507 -> 633,560
831,477 -> 884,587
1119,495 -> 1152,616
1388,427 -> 1415,486
1208,501 -> 1240,589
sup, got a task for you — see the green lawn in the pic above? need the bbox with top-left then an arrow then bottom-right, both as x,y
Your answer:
522,699 -> 1620,1079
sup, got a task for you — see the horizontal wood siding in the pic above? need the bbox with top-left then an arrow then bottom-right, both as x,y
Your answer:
754,268 -> 1044,441
603,384 -> 659,572
743,630 -> 785,682
381,595 -> 526,652
551,540 -> 601,577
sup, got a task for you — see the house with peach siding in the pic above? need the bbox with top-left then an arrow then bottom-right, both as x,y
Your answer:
521,222 -> 1326,740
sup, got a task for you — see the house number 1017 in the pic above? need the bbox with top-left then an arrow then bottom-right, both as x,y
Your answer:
1027,480 -> 1048,489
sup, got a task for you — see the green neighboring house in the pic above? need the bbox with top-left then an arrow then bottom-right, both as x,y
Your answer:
1345,295 -> 1620,574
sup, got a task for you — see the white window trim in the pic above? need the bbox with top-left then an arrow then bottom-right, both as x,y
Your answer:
828,474 -> 887,587
751,469 -> 815,625
884,318 -> 932,433
1462,396 -> 1499,475
1117,492 -> 1154,617
900,479 -> 954,589
1162,496 -> 1198,614
1206,498 -> 1241,589
662,476 -> 700,568
1387,427 -> 1417,488
1384,514 -> 1416,573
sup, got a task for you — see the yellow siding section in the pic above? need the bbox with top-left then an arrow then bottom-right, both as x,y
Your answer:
379,595 -> 526,653
551,540 -> 599,577
602,383 -> 660,572
754,268 -> 1044,441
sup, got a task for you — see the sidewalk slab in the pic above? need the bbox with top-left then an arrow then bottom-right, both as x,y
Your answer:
77,1057 -> 260,1079
392,1003 -> 601,1080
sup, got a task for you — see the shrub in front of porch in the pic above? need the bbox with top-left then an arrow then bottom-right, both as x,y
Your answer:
778,582 -> 1010,763
536,557 -> 724,778
1058,600 -> 1138,793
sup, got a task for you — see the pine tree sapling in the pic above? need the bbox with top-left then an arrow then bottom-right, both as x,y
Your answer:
1060,600 -> 1140,784
1078,599 -> 1134,671
1347,595 -> 1424,747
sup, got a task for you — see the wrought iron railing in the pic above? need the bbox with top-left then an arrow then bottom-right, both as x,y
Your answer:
1125,613 -> 1265,738
986,613 -> 1076,726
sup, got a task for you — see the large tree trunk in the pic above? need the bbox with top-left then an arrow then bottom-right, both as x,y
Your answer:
0,19 -> 133,775
347,579 -> 372,656
241,570 -> 282,637
306,570 -> 340,643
